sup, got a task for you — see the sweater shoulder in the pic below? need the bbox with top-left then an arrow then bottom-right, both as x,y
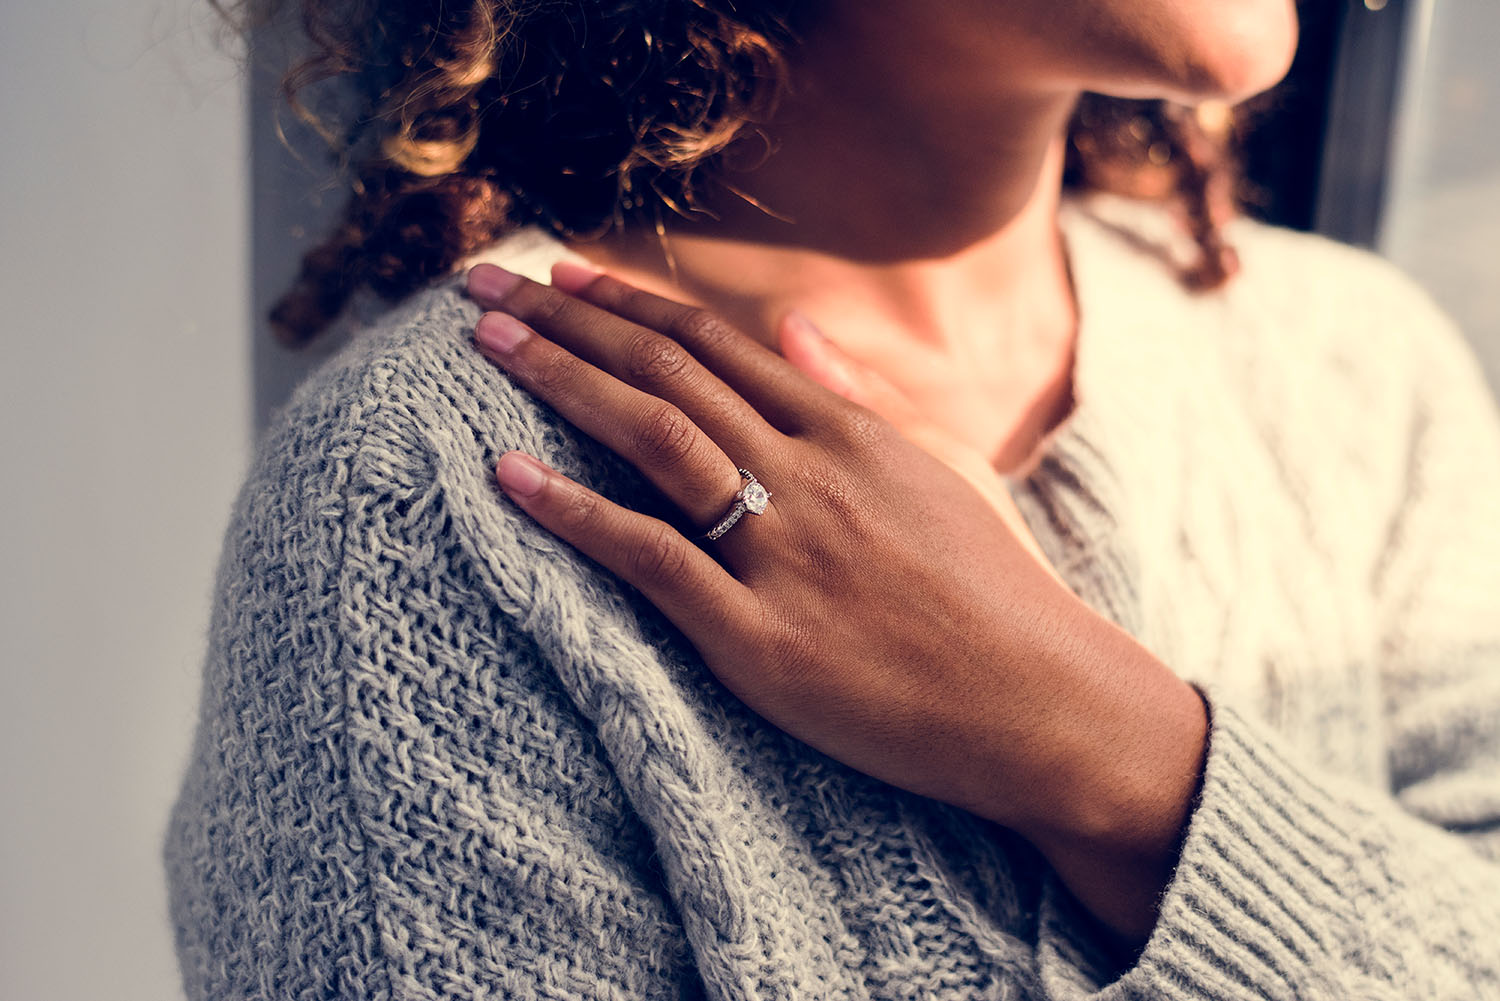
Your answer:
257,274 -> 494,482
1064,193 -> 1463,371
251,224 -> 592,502
245,272 -> 619,527
1056,197 -> 1489,632
1222,213 -> 1464,367
1095,197 -> 1475,457
233,271 -> 656,648
171,274 -> 687,999
1214,216 -> 1486,485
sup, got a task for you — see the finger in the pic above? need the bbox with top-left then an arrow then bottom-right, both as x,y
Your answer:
776,311 -> 924,427
777,311 -> 859,399
495,450 -> 760,639
476,310 -> 751,531
468,264 -> 775,452
547,261 -> 848,435
778,315 -> 1060,577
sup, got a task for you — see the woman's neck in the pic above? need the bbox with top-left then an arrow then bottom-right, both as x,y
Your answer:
567,14 -> 1084,472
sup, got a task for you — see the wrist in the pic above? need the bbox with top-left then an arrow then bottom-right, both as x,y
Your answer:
973,607 -> 1210,941
1026,666 -> 1207,861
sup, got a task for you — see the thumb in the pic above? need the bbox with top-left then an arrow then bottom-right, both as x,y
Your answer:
777,311 -> 920,424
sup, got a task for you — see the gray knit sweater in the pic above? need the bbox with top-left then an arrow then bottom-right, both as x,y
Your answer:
166,197 -> 1500,1000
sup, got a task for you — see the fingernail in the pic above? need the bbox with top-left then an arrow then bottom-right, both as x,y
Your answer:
550,259 -> 604,295
496,451 -> 548,497
786,310 -> 834,354
784,310 -> 827,341
476,312 -> 530,353
468,264 -> 523,301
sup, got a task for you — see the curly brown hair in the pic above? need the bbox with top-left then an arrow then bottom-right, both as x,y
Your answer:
223,0 -> 1245,346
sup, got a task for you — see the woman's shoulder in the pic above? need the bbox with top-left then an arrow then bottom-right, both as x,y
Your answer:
1058,194 -> 1497,586
1063,192 -> 1467,377
1223,209 -> 1466,370
224,256 -> 650,647
250,232 -> 597,512
172,258 -> 697,1001
1062,193 -> 1487,455
1211,207 -> 1492,457
233,277 -> 495,561
266,269 -> 509,460
266,225 -> 574,443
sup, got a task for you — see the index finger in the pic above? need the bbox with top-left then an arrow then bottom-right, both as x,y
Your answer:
547,261 -> 849,436
468,264 -> 777,450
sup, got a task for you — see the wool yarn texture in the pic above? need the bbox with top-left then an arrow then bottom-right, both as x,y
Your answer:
166,198 -> 1500,1000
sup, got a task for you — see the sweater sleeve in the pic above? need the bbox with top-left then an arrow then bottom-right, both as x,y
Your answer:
1036,288 -> 1500,999
163,337 -> 699,1001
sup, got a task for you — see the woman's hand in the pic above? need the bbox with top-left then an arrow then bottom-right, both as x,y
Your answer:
466,261 -> 1207,942
774,310 -> 1061,580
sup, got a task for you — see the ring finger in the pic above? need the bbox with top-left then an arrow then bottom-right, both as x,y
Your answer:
476,310 -> 765,535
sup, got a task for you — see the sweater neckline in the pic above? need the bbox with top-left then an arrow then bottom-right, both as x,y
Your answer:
1001,198 -> 1133,492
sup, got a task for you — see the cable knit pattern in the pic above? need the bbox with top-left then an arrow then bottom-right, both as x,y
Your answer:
166,197 -> 1500,1000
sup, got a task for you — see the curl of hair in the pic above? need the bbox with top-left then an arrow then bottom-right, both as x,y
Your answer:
1064,93 -> 1243,291
221,0 -> 1245,346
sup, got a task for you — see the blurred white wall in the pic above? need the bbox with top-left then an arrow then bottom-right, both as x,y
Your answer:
1383,0 -> 1500,390
0,3 -> 249,1000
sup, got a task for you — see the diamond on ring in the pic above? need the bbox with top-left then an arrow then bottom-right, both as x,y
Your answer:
701,468 -> 772,541
742,479 -> 770,515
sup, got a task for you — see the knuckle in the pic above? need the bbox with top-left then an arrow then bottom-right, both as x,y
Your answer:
628,522 -> 690,584
516,284 -> 569,325
527,347 -> 578,394
554,483 -> 603,535
840,407 -> 889,447
799,467 -> 884,547
835,406 -> 896,457
673,308 -> 737,353
622,332 -> 693,386
805,469 -> 866,526
633,402 -> 699,470
790,531 -> 845,582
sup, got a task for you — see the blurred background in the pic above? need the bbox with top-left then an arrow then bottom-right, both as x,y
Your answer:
1,1 -> 1496,999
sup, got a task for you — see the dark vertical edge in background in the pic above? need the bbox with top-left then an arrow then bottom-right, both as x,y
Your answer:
249,16 -> 348,435
1239,1 -> 1345,231
1314,0 -> 1414,247
248,26 -> 279,435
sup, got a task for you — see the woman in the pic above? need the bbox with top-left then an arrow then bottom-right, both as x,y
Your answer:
168,0 -> 1500,997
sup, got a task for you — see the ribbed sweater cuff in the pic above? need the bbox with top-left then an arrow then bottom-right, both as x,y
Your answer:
1037,695 -> 1389,1001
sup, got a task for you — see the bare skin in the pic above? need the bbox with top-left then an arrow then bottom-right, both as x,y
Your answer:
568,0 -> 1297,474
470,0 -> 1300,947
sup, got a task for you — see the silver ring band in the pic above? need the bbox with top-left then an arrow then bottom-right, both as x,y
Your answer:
700,468 -> 772,541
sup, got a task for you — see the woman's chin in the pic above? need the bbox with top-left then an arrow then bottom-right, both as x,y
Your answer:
1172,3 -> 1299,103
1085,2 -> 1300,106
